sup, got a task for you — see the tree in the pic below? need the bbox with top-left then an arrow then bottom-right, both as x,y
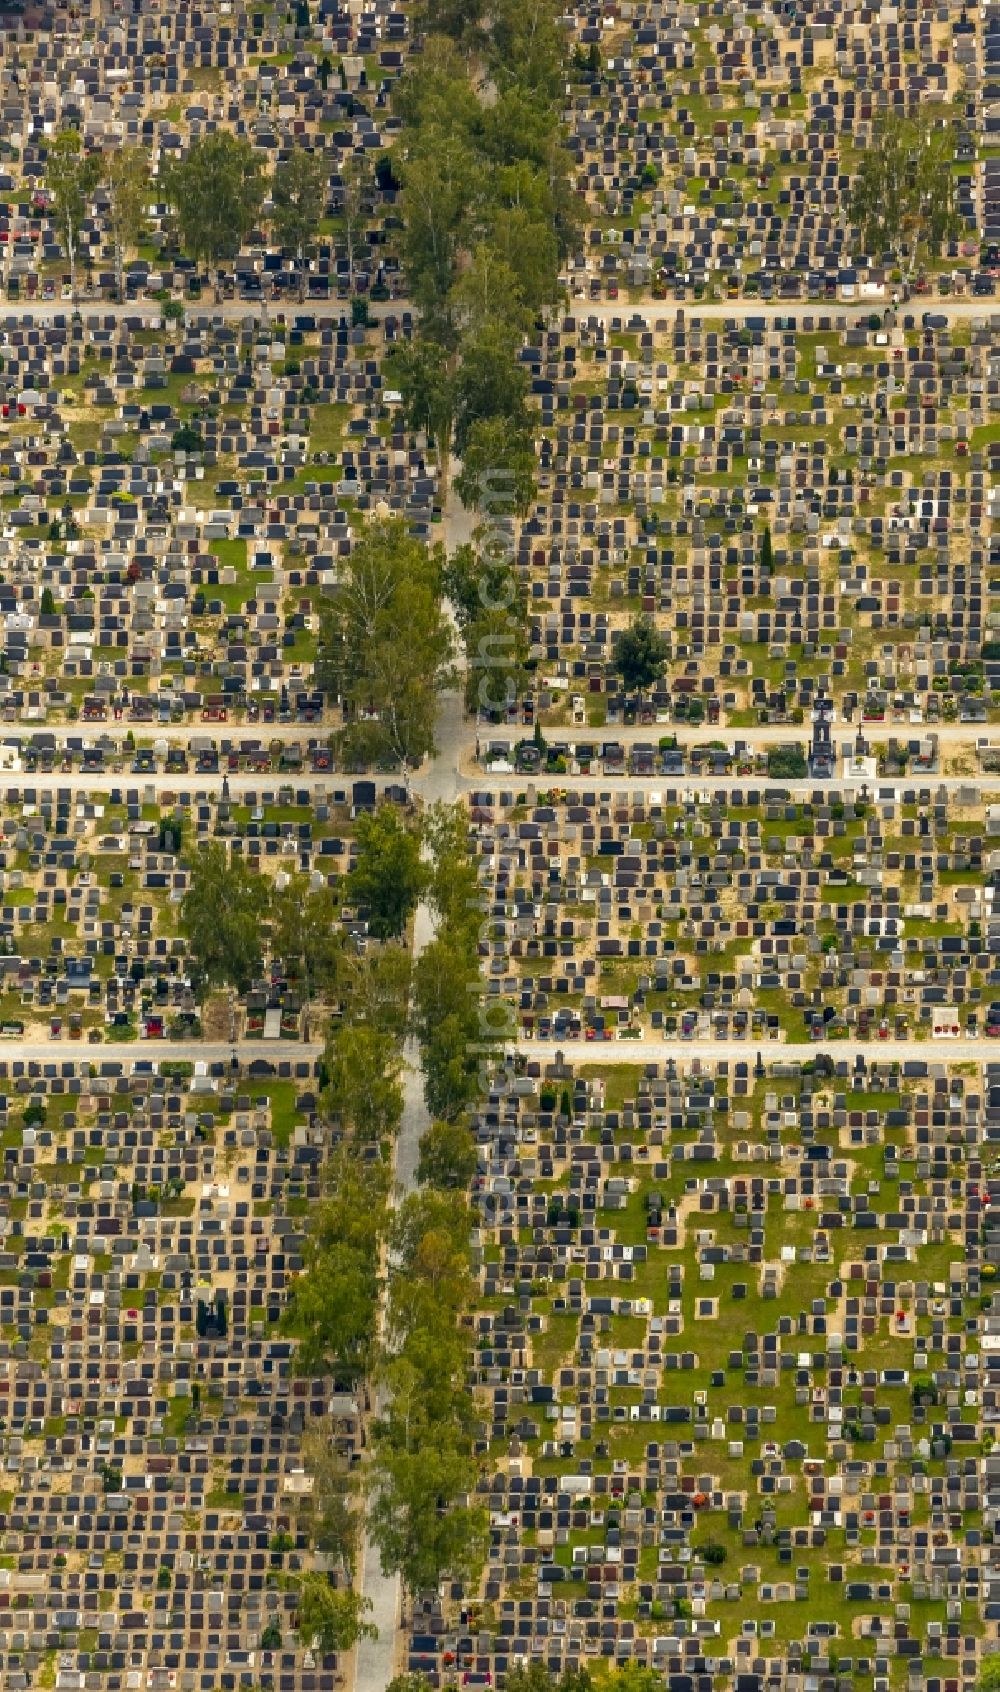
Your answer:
104,145 -> 149,301
396,128 -> 478,323
388,1190 -> 474,1370
443,541 -> 531,715
466,605 -> 530,718
423,802 -> 480,933
605,1673 -> 663,1692
385,336 -> 455,471
162,132 -> 266,289
449,242 -> 528,339
347,804 -> 428,939
474,87 -> 578,269
368,1387 -> 488,1597
383,1190 -> 475,1421
40,587 -> 56,616
417,1118 -> 478,1190
300,1417 -> 361,1575
759,522 -> 773,573
418,0 -> 483,42
320,1023 -> 404,1144
443,541 -> 531,714
318,519 -> 455,770
488,0 -> 565,101
171,422 -> 204,453
442,542 -> 498,634
976,1661 -> 1000,1692
394,37 -> 481,151
295,1574 -> 375,1654
272,146 -> 328,299
335,153 -> 369,296
366,1184 -> 484,1605
480,202 -> 562,317
412,927 -> 489,1121
180,841 -> 270,993
270,874 -> 342,1006
45,131 -> 102,305
767,744 -> 808,779
506,1671 -> 594,1692
411,803 -> 495,1123
333,943 -> 412,1041
284,1151 -> 390,1379
455,416 -> 536,517
506,1671 -> 560,1692
612,614 -> 668,696
849,110 -> 962,280
453,324 -> 530,454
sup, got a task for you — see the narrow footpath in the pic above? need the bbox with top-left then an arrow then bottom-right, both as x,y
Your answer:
352,480 -> 477,1692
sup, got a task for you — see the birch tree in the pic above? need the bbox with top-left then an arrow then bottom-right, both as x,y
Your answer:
46,130 -> 102,305
104,145 -> 149,300
849,110 -> 962,281
272,145 -> 328,299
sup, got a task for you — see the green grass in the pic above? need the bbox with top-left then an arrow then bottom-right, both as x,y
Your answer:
308,400 -> 351,456
162,1396 -> 192,1440
531,1310 -> 579,1374
206,537 -> 261,610
209,537 -> 248,570
575,1064 -> 644,1111
257,1079 -> 302,1149
205,1486 -> 241,1509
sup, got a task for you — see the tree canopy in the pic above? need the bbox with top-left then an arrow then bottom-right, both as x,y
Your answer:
180,841 -> 270,994
272,146 -> 328,286
347,804 -> 428,939
319,519 -> 454,769
164,132 -> 266,270
416,1118 -> 478,1190
45,131 -> 102,303
103,145 -> 149,300
385,336 -> 455,465
455,415 -> 536,518
369,1191 -> 487,1595
284,1150 -> 390,1379
385,0 -> 574,502
613,614 -> 669,695
410,805 -> 492,1120
333,942 -> 412,1041
320,1023 -> 404,1145
269,874 -> 342,1002
849,110 -> 962,275
299,1416 -> 362,1577
295,1575 -> 375,1654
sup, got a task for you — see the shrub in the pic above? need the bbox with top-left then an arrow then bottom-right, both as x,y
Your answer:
767,745 -> 807,779
171,423 -> 204,453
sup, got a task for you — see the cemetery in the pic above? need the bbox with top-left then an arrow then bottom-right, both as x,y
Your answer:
0,0 -> 990,1689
